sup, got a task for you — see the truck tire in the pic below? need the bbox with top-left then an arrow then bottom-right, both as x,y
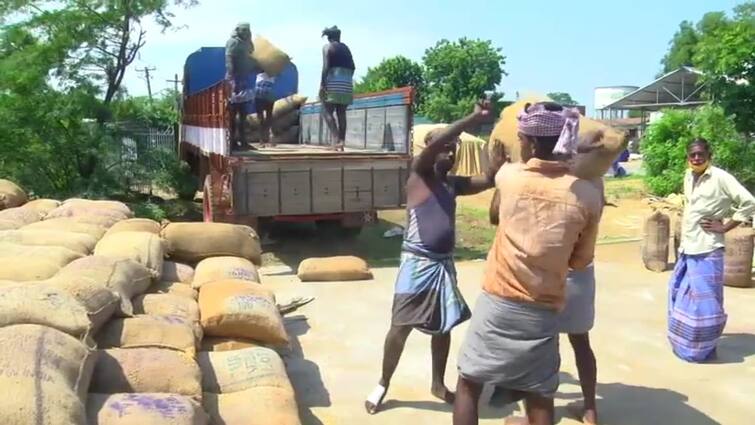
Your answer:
315,220 -> 361,239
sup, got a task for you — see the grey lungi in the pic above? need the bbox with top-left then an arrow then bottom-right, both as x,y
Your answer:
557,264 -> 596,334
457,292 -> 560,400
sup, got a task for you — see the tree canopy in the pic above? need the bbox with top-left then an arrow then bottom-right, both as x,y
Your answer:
354,56 -> 425,110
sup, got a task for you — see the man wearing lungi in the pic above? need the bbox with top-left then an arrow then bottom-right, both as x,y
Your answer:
364,101 -> 507,415
320,26 -> 355,151
454,102 -> 603,425
225,23 -> 258,150
668,138 -> 755,362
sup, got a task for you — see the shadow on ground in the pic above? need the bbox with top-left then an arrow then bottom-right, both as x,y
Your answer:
281,315 -> 330,425
710,333 -> 755,364
557,373 -> 720,425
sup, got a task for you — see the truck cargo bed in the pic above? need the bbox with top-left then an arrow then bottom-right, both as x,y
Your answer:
232,143 -> 406,159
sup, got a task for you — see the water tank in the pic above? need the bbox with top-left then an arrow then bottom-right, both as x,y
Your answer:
594,86 -> 638,119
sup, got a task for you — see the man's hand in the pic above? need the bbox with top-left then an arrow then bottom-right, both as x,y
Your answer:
700,218 -> 726,233
319,86 -> 326,101
486,142 -> 508,182
473,99 -> 493,121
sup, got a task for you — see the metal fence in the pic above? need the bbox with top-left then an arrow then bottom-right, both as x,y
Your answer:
113,123 -> 177,194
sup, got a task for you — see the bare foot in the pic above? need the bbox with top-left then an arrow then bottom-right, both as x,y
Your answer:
503,416 -> 529,425
431,383 -> 455,404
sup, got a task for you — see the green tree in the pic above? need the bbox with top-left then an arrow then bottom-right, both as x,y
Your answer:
642,105 -> 754,196
660,12 -> 729,74
112,90 -> 180,128
421,38 -> 506,123
0,1 -> 194,198
355,56 -> 425,110
546,92 -> 579,106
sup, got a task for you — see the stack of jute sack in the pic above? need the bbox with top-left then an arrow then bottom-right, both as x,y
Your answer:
247,94 -> 308,144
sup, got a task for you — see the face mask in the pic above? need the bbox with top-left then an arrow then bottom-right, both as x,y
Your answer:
688,160 -> 710,174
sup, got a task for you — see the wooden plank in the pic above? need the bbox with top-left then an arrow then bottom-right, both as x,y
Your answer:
373,169 -> 402,208
344,169 -> 373,212
246,172 -> 279,216
365,108 -> 386,152
345,109 -> 366,149
280,170 -> 311,215
312,168 -> 343,213
385,105 -> 409,154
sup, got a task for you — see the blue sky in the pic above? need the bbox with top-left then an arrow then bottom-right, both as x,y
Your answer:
123,0 -> 744,115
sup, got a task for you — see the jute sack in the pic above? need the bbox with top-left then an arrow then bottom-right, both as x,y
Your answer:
163,261 -> 196,284
271,109 -> 300,135
96,315 -> 200,355
198,346 -> 291,393
49,278 -> 121,333
94,231 -> 165,277
23,218 -> 108,240
297,256 -> 373,282
250,35 -> 291,76
133,293 -> 200,323
203,388 -> 301,425
271,125 -> 299,145
89,348 -> 202,398
724,225 -> 754,288
62,198 -> 132,216
87,393 -> 209,425
193,256 -> 260,289
0,324 -> 95,425
200,337 -> 262,352
63,213 -> 125,228
150,280 -> 198,300
199,280 -> 288,346
0,179 -> 27,210
104,218 -> 161,237
641,211 -> 670,272
46,204 -> 131,222
0,206 -> 42,225
0,242 -> 84,265
0,219 -> 21,230
0,229 -> 98,255
22,198 -> 61,215
0,282 -> 116,339
162,222 -> 261,265
54,256 -> 153,316
249,95 -> 308,127
0,257 -> 62,281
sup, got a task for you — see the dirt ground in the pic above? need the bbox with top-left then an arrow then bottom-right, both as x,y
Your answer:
263,241 -> 754,425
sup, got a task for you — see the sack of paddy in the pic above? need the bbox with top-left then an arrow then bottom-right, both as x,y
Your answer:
94,231 -> 165,277
251,35 -> 291,77
193,256 -> 260,289
0,219 -> 22,230
54,256 -> 152,316
0,324 -> 95,425
0,229 -> 97,255
0,206 -> 42,225
50,278 -> 121,334
162,222 -> 261,265
87,393 -> 209,425
203,388 -> 301,425
200,337 -> 262,352
104,218 -> 161,237
198,346 -> 291,393
297,255 -> 373,282
0,243 -> 83,281
0,179 -> 27,210
571,125 -> 628,180
162,261 -> 196,283
46,203 -> 132,222
62,198 -> 133,216
23,218 -> 108,240
96,315 -> 200,355
271,125 -> 299,145
0,282 -> 118,339
133,293 -> 200,323
199,279 -> 288,346
271,109 -> 300,135
723,225 -> 754,288
641,210 -> 670,272
89,348 -> 202,397
63,213 -> 124,228
22,198 -> 61,215
150,280 -> 198,300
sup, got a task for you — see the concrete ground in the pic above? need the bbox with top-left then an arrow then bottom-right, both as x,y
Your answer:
262,242 -> 755,425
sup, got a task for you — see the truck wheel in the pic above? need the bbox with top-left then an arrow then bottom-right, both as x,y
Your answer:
315,220 -> 361,239
202,176 -> 214,222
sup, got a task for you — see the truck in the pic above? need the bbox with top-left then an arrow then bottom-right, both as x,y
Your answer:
180,47 -> 413,235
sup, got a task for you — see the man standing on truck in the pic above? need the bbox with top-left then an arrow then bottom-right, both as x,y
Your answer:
225,22 -> 257,149
320,26 -> 355,151
365,100 -> 507,415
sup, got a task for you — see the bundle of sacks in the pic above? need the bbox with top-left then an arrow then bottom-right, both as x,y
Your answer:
246,94 -> 308,144
0,188 -> 299,425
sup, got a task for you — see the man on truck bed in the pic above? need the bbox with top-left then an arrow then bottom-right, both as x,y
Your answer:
365,100 -> 507,415
320,25 -> 355,151
225,22 -> 257,150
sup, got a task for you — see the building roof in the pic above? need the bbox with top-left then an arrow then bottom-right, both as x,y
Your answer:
596,117 -> 644,129
603,67 -> 709,111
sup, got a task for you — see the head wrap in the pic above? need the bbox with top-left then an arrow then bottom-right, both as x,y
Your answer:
517,103 -> 581,155
233,23 -> 251,38
322,25 -> 341,37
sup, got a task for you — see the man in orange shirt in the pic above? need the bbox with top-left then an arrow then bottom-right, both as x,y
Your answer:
453,102 -> 603,425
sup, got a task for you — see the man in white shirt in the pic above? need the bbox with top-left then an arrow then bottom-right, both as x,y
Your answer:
668,138 -> 755,362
